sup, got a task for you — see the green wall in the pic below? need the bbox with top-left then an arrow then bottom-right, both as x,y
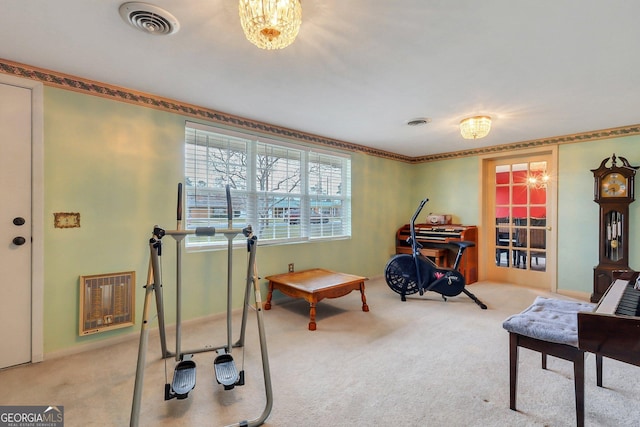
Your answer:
557,137 -> 640,292
43,87 -> 413,353
411,156 -> 480,225
42,86 -> 640,354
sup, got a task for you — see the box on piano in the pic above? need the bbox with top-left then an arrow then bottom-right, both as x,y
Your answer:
426,214 -> 452,225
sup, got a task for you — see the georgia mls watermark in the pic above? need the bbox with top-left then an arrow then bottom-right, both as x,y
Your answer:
0,406 -> 63,427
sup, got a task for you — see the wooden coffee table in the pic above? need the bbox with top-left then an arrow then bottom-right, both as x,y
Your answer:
264,268 -> 369,330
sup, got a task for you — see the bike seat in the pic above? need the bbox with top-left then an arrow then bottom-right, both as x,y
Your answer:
448,240 -> 475,249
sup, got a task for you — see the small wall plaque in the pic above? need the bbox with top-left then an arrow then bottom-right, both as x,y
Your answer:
54,212 -> 80,228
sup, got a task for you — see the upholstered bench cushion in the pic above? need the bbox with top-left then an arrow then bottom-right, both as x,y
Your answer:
502,297 -> 596,346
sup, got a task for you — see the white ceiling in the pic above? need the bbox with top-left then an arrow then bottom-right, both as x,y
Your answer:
1,1 -> 639,157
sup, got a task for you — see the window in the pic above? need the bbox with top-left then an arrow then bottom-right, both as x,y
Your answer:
184,121 -> 351,248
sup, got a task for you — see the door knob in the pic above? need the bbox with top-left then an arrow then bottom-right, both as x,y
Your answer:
13,217 -> 26,226
12,236 -> 26,246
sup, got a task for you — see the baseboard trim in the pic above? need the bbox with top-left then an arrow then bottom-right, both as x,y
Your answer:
555,288 -> 591,301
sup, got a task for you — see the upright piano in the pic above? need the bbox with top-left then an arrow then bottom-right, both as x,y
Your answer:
578,271 -> 640,377
395,224 -> 478,284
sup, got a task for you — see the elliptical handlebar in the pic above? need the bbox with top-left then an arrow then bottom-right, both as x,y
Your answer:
177,183 -> 183,220
226,184 -> 233,229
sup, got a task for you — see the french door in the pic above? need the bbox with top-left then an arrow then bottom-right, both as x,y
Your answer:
482,150 -> 557,290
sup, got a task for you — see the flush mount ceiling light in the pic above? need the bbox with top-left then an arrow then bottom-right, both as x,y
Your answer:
460,116 -> 492,140
119,2 -> 180,35
239,0 -> 302,50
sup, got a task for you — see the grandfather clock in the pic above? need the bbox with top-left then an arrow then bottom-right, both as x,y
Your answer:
591,154 -> 638,302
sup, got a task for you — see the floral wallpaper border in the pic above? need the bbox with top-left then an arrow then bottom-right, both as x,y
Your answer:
2,58 -> 638,164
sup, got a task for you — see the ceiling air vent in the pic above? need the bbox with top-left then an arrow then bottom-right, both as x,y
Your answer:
119,2 -> 180,35
406,118 -> 432,127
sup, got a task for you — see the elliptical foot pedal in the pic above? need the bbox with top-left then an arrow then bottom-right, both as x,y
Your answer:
168,359 -> 196,400
214,352 -> 239,390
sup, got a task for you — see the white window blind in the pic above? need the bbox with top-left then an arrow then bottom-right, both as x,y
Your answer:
184,121 -> 351,248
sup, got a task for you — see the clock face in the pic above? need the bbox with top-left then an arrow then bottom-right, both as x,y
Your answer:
601,173 -> 628,197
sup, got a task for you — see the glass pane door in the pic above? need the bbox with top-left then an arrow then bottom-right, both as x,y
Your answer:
494,161 -> 548,272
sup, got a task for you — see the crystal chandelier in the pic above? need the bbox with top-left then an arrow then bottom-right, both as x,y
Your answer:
239,0 -> 302,50
459,116 -> 492,139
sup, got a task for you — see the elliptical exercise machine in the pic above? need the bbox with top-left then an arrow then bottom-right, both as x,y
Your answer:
130,184 -> 273,427
384,198 -> 487,309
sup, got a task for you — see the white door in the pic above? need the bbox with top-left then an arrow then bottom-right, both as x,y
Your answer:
0,82 -> 33,368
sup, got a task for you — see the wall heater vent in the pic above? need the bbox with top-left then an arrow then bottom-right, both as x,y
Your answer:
79,271 -> 135,335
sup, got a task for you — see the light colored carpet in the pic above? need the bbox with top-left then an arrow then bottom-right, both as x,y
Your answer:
1,278 -> 639,426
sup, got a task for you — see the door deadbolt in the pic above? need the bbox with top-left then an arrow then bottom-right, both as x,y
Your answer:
13,217 -> 26,226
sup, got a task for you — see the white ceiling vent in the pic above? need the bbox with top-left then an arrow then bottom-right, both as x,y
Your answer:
119,2 -> 180,35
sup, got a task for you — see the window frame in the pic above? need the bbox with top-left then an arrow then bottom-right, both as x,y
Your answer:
184,121 -> 352,250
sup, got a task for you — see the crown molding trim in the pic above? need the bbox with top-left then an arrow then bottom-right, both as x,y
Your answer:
0,58 -> 408,161
413,124 -> 640,163
1,58 -> 638,164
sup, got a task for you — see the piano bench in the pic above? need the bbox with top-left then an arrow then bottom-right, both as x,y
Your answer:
419,248 -> 448,267
502,297 -> 597,427
397,246 -> 448,267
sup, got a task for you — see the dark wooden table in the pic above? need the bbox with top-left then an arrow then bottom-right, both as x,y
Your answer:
264,268 -> 369,330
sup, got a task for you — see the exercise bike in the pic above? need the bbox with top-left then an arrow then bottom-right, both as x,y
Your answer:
384,198 -> 487,309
